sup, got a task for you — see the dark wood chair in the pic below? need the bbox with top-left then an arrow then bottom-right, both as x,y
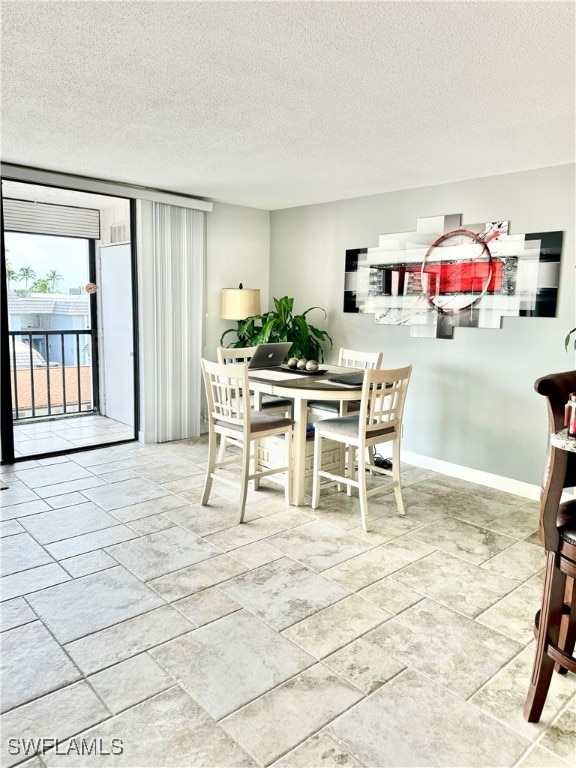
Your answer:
524,371 -> 576,722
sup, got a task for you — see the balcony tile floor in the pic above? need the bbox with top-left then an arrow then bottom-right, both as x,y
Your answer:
13,415 -> 134,459
1,437 -> 575,768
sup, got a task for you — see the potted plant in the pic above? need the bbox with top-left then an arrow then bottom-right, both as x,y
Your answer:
220,295 -> 333,362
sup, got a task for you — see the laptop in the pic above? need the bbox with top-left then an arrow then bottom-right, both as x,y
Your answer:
327,371 -> 365,386
247,342 -> 293,370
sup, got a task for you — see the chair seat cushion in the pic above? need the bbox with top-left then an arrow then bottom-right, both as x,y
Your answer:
560,526 -> 576,546
558,499 -> 576,552
308,399 -> 361,414
557,499 -> 576,528
215,413 -> 293,434
262,395 -> 293,409
308,399 -> 340,414
250,412 -> 293,433
315,414 -> 394,440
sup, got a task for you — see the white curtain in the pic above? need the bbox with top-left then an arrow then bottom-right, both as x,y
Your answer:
137,201 -> 205,442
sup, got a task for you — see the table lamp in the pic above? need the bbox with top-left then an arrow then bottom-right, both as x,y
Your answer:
221,284 -> 261,320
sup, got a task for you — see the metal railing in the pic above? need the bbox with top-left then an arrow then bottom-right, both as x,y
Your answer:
9,330 -> 95,421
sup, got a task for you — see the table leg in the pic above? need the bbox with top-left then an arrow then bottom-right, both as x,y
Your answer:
292,397 -> 308,506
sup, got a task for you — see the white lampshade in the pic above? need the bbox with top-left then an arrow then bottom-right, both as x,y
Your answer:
221,287 -> 261,320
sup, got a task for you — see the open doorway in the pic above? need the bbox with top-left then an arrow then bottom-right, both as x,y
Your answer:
0,181 -> 138,461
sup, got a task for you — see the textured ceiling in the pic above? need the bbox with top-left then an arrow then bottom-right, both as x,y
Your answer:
1,181 -> 127,214
1,1 -> 574,210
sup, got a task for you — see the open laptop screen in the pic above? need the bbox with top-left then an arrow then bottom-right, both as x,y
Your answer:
247,342 -> 292,369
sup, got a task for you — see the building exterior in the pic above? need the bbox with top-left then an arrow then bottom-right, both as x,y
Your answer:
7,289 -> 90,366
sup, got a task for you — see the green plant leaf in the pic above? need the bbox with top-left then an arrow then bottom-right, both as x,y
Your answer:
273,296 -> 293,322
301,306 -> 327,319
220,327 -> 239,346
218,296 -> 332,361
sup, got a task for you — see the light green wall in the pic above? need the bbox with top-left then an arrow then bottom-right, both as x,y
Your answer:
205,201 -> 270,360
269,165 -> 576,485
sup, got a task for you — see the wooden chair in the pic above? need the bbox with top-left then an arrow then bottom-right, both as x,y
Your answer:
216,345 -> 294,463
308,348 -> 383,417
201,359 -> 294,523
524,371 -> 576,722
311,365 -> 412,531
217,346 -> 293,416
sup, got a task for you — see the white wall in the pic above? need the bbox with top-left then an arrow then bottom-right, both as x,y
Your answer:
205,201 -> 270,360
99,200 -> 131,245
269,165 -> 576,489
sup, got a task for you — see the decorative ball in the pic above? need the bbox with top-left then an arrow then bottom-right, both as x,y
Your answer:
287,357 -> 299,369
305,359 -> 319,372
296,358 -> 308,370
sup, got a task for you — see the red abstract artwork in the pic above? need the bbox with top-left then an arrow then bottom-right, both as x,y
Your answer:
423,261 -> 503,294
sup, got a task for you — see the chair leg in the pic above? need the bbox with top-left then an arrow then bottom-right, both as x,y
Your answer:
358,451 -> 369,532
556,578 -> 575,674
392,437 -> 406,516
201,427 -> 217,506
311,432 -> 322,509
337,444 -> 346,492
367,445 -> 376,473
562,597 -> 576,667
284,429 -> 292,506
253,438 -> 260,490
524,552 -> 568,722
347,446 -> 356,497
216,435 -> 227,462
237,441 -> 251,524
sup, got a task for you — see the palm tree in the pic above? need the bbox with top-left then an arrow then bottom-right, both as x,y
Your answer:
5,260 -> 17,287
32,278 -> 50,293
17,266 -> 37,291
46,269 -> 63,292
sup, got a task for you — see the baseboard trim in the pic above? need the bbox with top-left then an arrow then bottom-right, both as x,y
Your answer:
401,450 -> 542,501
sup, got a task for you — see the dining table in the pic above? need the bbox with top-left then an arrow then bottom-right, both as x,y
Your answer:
248,365 -> 364,506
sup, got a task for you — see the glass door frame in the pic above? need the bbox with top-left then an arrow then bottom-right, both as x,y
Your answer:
0,196 -> 15,461
0,183 -> 140,464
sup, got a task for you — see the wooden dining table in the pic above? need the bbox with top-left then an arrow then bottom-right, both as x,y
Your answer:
248,366 -> 363,506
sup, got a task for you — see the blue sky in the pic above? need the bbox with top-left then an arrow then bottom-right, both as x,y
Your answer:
5,232 -> 89,292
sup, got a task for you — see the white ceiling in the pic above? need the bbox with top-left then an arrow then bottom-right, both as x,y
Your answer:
1,1 -> 574,211
1,181 -> 128,214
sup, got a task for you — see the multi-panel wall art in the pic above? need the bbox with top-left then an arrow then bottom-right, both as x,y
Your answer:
344,214 -> 563,339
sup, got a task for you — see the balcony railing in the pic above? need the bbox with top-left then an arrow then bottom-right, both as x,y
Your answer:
9,330 -> 96,421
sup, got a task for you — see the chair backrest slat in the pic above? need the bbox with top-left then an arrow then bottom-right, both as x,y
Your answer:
217,346 -> 257,365
338,347 -> 383,370
202,358 -> 250,428
360,365 -> 412,436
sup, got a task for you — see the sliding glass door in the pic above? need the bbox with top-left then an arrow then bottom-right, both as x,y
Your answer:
0,181 -> 138,463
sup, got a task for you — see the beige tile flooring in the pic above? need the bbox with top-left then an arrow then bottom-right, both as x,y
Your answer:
13,415 -> 134,458
1,438 -> 575,768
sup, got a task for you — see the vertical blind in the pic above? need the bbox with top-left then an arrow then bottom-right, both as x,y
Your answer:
138,201 -> 204,442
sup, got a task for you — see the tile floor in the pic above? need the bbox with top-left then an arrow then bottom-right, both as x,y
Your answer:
1,438 -> 575,768
13,415 -> 134,458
